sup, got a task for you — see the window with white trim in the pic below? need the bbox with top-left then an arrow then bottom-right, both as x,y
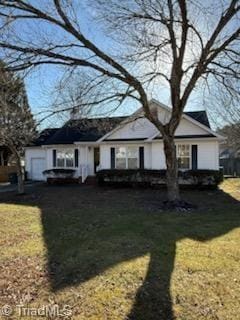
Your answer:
177,144 -> 190,169
115,146 -> 138,169
56,149 -> 74,168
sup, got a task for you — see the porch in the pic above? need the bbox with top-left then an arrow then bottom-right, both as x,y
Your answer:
40,145 -> 100,184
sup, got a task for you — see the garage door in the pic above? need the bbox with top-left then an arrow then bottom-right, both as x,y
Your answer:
31,158 -> 46,181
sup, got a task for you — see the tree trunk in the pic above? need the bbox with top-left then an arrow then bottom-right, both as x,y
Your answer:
17,165 -> 24,194
163,136 -> 180,202
9,146 -> 25,194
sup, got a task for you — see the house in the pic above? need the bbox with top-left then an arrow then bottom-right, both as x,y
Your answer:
25,100 -> 223,183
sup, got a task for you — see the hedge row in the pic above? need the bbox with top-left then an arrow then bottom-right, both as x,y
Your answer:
96,169 -> 223,189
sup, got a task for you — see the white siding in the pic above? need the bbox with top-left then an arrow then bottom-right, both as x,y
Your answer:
175,118 -> 209,135
106,103 -> 212,141
144,144 -> 152,169
100,145 -> 111,169
197,140 -> 219,170
26,140 -> 220,180
46,148 -> 53,169
100,140 -> 219,171
157,111 -> 210,136
107,118 -> 158,140
88,147 -> 95,176
151,142 -> 166,169
151,140 -> 219,170
153,101 -> 211,136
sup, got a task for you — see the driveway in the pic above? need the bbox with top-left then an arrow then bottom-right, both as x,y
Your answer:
0,181 -> 43,193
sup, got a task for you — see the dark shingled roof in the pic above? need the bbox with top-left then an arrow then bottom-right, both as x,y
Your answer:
43,117 -> 126,145
30,128 -> 59,146
35,110 -> 211,146
185,111 -> 210,128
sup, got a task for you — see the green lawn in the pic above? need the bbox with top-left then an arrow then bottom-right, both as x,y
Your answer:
0,180 -> 239,320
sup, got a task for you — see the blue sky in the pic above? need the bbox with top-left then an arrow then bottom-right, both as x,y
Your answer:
24,4 -> 143,127
18,1 -> 224,129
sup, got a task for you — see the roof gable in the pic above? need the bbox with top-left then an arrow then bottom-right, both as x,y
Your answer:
104,117 -> 159,141
104,101 -> 217,141
33,100 -> 221,146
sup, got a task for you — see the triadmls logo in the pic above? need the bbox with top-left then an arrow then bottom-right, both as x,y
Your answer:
0,304 -> 72,318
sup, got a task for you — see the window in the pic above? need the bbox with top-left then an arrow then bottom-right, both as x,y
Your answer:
116,147 -> 127,169
127,147 -> 138,169
56,149 -> 74,168
65,150 -> 74,167
177,144 -> 190,169
115,146 -> 138,169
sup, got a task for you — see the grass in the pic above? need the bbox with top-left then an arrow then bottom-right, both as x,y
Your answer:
0,180 -> 239,319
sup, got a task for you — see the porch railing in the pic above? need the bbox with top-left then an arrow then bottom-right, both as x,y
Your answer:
81,164 -> 89,183
96,165 -> 101,172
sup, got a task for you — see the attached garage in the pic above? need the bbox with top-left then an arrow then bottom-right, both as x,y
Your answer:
25,148 -> 47,181
31,158 -> 46,181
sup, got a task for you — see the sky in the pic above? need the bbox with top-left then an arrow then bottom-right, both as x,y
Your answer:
6,0 -> 235,129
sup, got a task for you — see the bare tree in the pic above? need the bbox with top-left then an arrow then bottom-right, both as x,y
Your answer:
205,79 -> 240,154
37,71 -> 135,123
0,0 -> 239,204
204,74 -> 239,127
0,62 -> 36,194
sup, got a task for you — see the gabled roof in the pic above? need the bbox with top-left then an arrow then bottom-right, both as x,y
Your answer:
42,117 -> 126,145
146,99 -> 224,140
32,100 -> 221,146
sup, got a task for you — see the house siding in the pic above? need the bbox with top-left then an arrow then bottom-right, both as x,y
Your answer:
26,140 -> 219,181
144,144 -> 152,169
197,140 -> 219,170
150,140 -> 219,170
175,118 -> 210,135
25,102 -> 221,181
151,142 -> 166,169
100,145 -> 111,169
106,118 -> 158,140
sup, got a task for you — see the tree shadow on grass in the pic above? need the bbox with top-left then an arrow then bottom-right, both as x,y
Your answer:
2,185 -> 240,319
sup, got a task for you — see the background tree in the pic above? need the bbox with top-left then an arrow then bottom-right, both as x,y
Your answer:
206,81 -> 240,158
0,62 -> 36,194
0,0 -> 239,205
218,123 -> 240,158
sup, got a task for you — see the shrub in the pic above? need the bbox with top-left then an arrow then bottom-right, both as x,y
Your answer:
43,169 -> 77,185
96,169 -> 223,189
43,168 -> 75,175
43,168 -> 76,179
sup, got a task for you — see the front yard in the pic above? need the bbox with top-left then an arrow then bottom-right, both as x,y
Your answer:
0,180 -> 239,319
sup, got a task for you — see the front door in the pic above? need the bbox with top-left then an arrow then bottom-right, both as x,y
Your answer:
94,147 -> 100,173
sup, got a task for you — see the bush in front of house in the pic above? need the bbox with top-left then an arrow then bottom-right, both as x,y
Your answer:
96,169 -> 223,189
43,168 -> 78,184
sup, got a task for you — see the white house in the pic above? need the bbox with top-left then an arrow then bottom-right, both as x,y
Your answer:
25,100 -> 223,182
